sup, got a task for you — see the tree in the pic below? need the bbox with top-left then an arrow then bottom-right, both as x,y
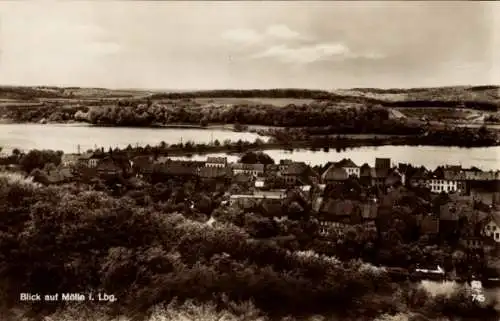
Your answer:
239,151 -> 275,164
19,149 -> 63,173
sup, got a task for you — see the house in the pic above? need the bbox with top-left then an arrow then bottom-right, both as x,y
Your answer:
321,165 -> 349,184
198,166 -> 232,181
205,157 -> 227,168
231,163 -> 265,177
61,154 -> 80,167
78,152 -> 105,168
229,190 -> 286,208
370,167 -> 390,187
131,155 -> 154,175
409,167 -> 430,187
470,187 -> 500,206
334,158 -> 360,178
317,199 -> 360,236
460,236 -> 486,251
278,159 -> 293,174
154,163 -> 197,178
425,170 -> 462,194
375,158 -> 391,170
96,157 -> 123,176
359,163 -> 372,186
385,169 -> 404,187
281,162 -> 316,186
483,212 -> 500,243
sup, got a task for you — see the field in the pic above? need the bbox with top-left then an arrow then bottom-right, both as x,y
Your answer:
396,107 -> 484,121
194,97 -> 316,107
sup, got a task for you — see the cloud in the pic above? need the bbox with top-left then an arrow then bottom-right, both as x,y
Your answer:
221,24 -> 303,45
251,42 -> 383,64
265,24 -> 301,39
221,28 -> 263,45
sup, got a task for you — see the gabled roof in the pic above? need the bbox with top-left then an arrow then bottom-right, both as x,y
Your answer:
319,199 -> 357,220
360,163 -> 372,177
282,162 -> 308,176
335,158 -> 358,168
322,165 -> 349,181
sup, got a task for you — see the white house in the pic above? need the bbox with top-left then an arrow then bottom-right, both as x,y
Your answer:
205,157 -> 227,168
335,158 -> 360,178
483,213 -> 500,243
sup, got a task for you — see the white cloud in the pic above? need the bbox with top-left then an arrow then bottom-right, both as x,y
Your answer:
221,24 -> 303,45
251,42 -> 384,64
265,24 -> 301,39
252,43 -> 348,64
221,28 -> 263,45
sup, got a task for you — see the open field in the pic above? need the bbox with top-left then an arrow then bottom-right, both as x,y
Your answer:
194,97 -> 316,107
396,107 -> 483,121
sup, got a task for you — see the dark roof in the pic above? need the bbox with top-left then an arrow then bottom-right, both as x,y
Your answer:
335,158 -> 358,168
322,165 -> 349,181
411,167 -> 429,180
231,163 -> 265,171
360,163 -> 372,177
97,157 -> 121,172
156,163 -> 197,176
206,156 -> 227,164
319,199 -> 357,220
369,168 -> 390,179
282,162 -> 308,176
375,158 -> 391,169
199,166 -> 231,178
385,170 -> 403,185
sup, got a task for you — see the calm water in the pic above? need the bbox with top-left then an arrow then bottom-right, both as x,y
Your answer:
0,123 -> 499,170
175,146 -> 500,171
0,123 -> 264,154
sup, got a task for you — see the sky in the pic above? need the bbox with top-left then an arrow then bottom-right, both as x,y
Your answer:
0,1 -> 498,90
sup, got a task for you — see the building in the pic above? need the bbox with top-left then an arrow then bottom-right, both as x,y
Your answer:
375,158 -> 391,170
198,166 -> 232,182
334,158 -> 360,177
231,163 -> 265,177
483,212 -> 500,243
281,162 -> 317,186
61,154 -> 80,167
321,166 -> 349,184
229,190 -> 286,207
78,152 -> 105,168
205,157 -> 227,168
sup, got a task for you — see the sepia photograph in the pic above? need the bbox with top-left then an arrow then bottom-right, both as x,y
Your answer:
0,1 -> 499,320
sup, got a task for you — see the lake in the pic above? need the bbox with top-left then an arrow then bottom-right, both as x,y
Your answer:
0,123 -> 264,154
174,145 -> 500,171
1,123 -> 499,170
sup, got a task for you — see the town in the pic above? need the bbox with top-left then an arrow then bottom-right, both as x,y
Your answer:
1,145 -> 499,284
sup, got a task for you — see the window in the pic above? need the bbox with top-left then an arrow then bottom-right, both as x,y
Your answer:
496,233 -> 499,240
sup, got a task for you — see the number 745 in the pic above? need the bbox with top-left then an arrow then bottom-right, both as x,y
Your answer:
472,293 -> 485,302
